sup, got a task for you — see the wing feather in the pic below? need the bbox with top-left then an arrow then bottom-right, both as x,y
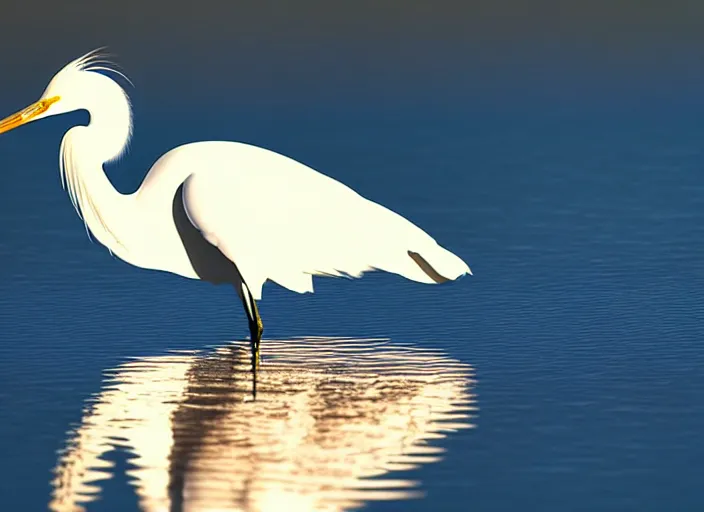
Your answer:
179,142 -> 469,300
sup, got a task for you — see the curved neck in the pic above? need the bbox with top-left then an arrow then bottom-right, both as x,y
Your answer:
60,77 -> 137,260
62,129 -> 134,259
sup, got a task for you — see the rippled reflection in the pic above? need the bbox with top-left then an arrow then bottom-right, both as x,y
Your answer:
49,337 -> 476,512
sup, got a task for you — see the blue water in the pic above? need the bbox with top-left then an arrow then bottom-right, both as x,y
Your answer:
1,89 -> 704,511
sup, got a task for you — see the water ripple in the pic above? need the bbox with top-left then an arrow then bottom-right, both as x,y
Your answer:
48,337 -> 476,512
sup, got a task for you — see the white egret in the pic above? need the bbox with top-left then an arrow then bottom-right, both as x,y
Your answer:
0,49 -> 471,367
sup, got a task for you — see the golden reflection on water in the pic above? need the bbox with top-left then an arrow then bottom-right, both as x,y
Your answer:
49,337 -> 476,512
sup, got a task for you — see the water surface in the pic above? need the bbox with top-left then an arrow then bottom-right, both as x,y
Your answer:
1,83 -> 704,512
49,338 -> 474,512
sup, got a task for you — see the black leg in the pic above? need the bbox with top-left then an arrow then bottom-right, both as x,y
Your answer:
239,283 -> 264,372
248,293 -> 263,371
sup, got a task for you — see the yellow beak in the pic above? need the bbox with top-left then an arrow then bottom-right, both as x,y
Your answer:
0,96 -> 60,135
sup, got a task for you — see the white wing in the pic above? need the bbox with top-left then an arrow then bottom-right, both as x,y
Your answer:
179,142 -> 470,300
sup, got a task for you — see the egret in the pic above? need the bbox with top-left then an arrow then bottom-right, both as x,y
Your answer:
0,49 -> 471,369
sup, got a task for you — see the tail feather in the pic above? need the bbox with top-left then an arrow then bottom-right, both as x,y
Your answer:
371,241 -> 470,285
408,244 -> 471,283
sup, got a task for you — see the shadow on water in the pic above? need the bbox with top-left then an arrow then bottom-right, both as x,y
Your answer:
49,337 -> 477,512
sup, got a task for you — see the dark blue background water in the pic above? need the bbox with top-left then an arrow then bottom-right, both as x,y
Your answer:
2,2 -> 704,510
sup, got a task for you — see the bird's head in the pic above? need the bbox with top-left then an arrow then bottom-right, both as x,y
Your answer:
0,48 -> 131,136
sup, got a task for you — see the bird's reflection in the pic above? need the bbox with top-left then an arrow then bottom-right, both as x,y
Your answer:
49,337 -> 476,512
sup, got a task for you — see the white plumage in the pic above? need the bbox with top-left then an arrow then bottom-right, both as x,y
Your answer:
0,49 -> 471,350
177,141 -> 469,300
